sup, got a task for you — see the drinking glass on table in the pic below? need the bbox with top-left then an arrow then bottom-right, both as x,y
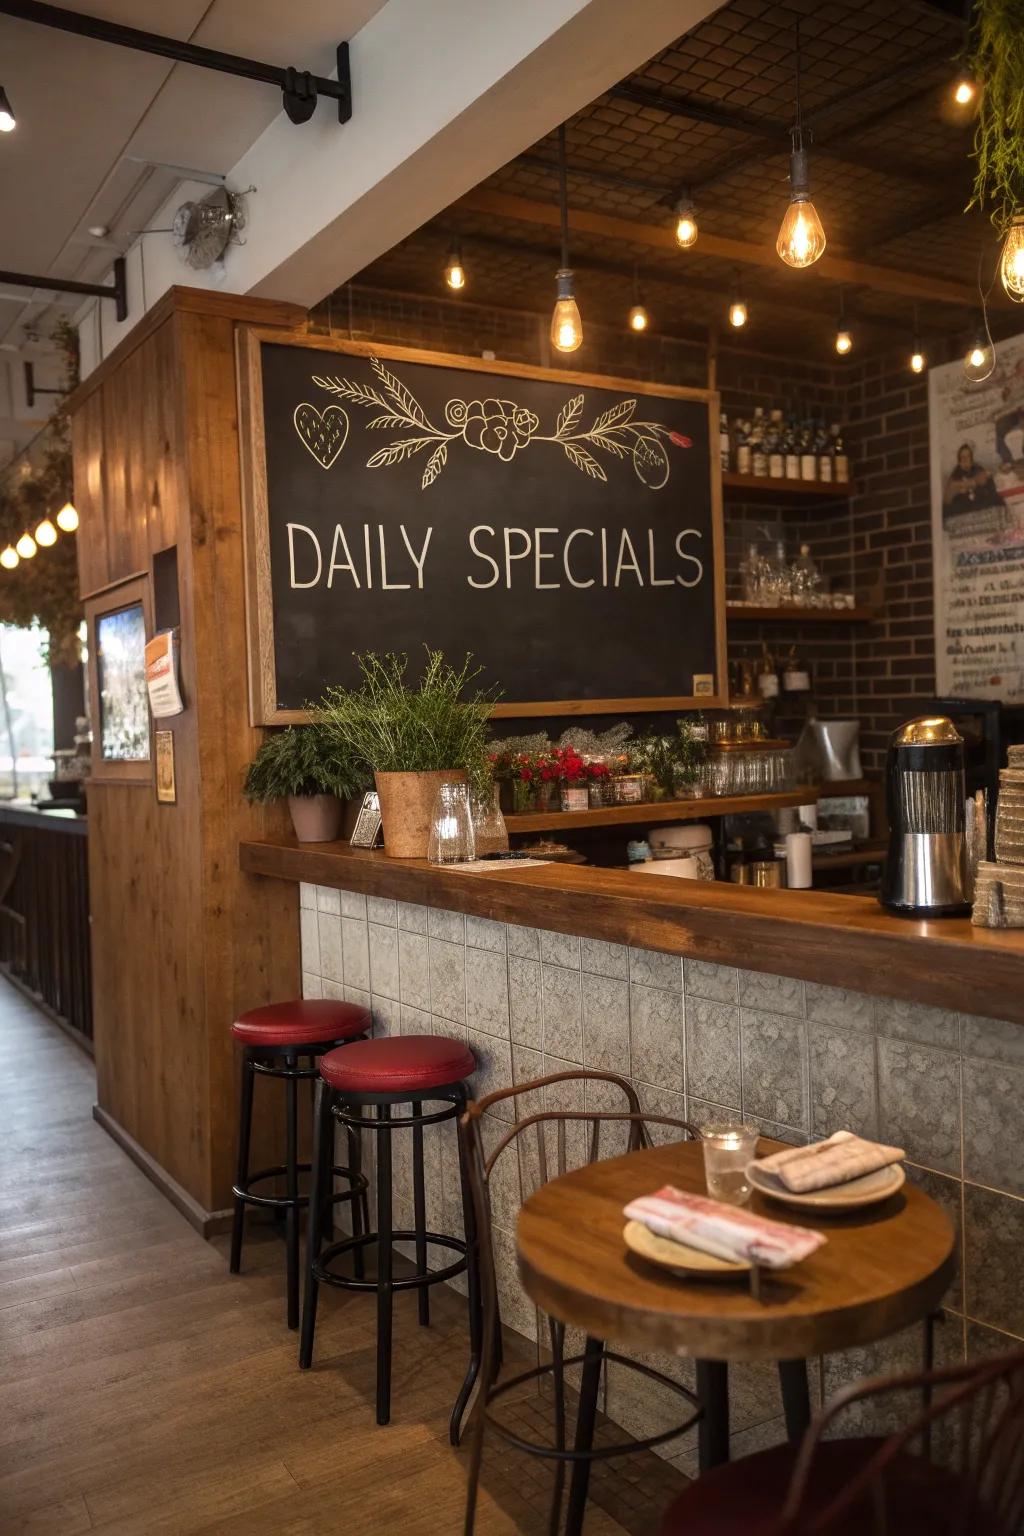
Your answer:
701,1122 -> 759,1205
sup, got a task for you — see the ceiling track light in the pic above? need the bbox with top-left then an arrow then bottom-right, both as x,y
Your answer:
0,2 -> 352,125
834,288 -> 852,355
550,123 -> 582,355
0,84 -> 14,132
777,20 -> 826,269
674,189 -> 698,249
444,242 -> 466,291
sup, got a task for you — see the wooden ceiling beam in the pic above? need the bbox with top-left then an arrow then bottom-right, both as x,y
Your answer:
457,188 -> 978,307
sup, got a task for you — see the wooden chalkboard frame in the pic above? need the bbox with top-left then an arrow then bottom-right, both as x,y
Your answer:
237,327 -> 727,724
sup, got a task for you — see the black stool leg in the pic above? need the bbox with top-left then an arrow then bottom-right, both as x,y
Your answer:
299,1080 -> 328,1369
229,1049 -> 255,1274
376,1102 -> 394,1425
564,1335 -> 604,1536
778,1358 -> 811,1443
412,1099 -> 429,1327
284,1051 -> 300,1329
347,1110 -> 367,1281
696,1359 -> 730,1470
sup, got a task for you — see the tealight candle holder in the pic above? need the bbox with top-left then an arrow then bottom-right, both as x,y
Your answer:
701,1122 -> 759,1205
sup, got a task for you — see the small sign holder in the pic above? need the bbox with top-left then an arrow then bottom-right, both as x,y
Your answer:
349,790 -> 383,849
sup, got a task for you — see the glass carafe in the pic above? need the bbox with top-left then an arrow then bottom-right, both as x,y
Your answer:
427,781 -> 476,865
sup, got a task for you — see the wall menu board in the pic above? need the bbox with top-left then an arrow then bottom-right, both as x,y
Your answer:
238,331 -> 725,722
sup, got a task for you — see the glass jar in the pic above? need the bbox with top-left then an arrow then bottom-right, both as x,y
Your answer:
427,782 -> 476,864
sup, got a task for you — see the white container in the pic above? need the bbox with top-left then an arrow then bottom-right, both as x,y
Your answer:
786,831 -> 813,889
630,856 -> 702,879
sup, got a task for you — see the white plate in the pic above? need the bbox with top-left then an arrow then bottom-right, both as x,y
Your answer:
747,1161 -> 905,1211
622,1220 -> 750,1278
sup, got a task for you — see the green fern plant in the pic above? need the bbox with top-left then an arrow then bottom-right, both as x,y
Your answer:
244,725 -> 367,803
966,0 -> 1024,230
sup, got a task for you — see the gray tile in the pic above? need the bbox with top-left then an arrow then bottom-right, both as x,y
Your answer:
804,982 -> 874,1033
581,937 -> 628,980
400,1003 -> 431,1034
429,938 -> 466,1026
428,907 -> 465,943
341,917 -> 370,992
321,978 -> 346,1002
683,959 -> 737,1003
510,1044 -> 546,1133
741,1010 -> 808,1130
507,923 -> 541,960
302,970 -> 323,999
581,973 -> 630,1074
540,930 -> 581,968
542,964 -> 583,1064
630,983 -> 684,1091
737,970 -> 804,1017
906,1164 -> 963,1312
466,946 -> 510,1037
809,1023 -> 878,1139
398,930 -> 430,1012
299,906 -> 321,974
466,1027 -> 514,1119
344,984 -> 370,1011
368,922 -> 400,1002
965,1184 -> 1024,1336
509,955 -> 542,1050
316,886 -> 341,915
636,1082 -> 691,1147
340,890 -> 366,921
371,994 -> 400,1038
874,998 -> 959,1053
366,895 -> 397,926
688,1096 -> 743,1130
686,998 -> 741,1108
748,1118 -> 806,1146
318,912 -> 343,985
491,1225 -> 537,1340
823,1312 -> 963,1435
397,901 -> 427,934
960,1012 -> 1024,1068
629,947 -> 682,991
963,1056 -> 1024,1196
466,915 -> 506,953
583,1075 -> 635,1158
299,881 -> 317,910
966,1318 -> 1024,1360
876,1037 -> 961,1175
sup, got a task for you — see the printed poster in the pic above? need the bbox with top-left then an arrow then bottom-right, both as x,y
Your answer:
929,334 -> 1024,701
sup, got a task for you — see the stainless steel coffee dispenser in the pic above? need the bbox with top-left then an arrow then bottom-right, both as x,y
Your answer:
880,716 -> 970,917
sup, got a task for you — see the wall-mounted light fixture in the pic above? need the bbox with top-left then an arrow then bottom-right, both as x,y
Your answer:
0,2 -> 352,125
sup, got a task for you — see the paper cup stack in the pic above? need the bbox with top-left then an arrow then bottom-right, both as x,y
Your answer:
974,746 -> 1024,927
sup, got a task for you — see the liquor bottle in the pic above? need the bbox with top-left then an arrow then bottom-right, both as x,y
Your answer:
832,425 -> 849,483
782,646 -> 811,693
784,415 -> 800,480
799,420 -> 817,481
719,410 -> 730,473
817,421 -> 833,483
750,407 -> 767,477
767,408 -> 785,477
757,646 -> 780,700
735,418 -> 751,475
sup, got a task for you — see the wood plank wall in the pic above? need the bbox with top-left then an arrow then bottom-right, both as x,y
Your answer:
69,289 -> 306,1222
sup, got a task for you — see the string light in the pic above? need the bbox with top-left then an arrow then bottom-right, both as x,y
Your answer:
550,124 -> 582,353
56,501 -> 79,532
15,533 -> 36,560
0,547 -> 18,570
674,192 -> 698,249
0,86 -> 14,133
35,518 -> 57,547
444,243 -> 465,291
999,215 -> 1024,302
777,21 -> 826,268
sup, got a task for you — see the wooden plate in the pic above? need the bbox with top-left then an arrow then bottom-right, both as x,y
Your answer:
622,1220 -> 750,1279
747,1161 -> 906,1211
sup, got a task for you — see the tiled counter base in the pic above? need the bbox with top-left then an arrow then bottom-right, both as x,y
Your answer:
298,881 -> 1021,1473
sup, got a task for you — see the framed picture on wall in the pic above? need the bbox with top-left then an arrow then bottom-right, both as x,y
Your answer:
85,574 -> 153,783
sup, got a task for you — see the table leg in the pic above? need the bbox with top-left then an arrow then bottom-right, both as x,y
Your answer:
564,1335 -> 603,1536
778,1358 -> 811,1443
695,1359 -> 729,1470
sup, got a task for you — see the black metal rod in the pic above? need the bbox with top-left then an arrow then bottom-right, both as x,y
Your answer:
23,361 -> 59,409
0,256 -> 126,321
557,123 -> 570,271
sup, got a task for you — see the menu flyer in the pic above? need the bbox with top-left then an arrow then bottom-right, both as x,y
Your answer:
144,630 -> 184,718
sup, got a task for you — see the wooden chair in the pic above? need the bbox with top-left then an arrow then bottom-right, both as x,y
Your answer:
459,1068 -> 703,1536
658,1346 -> 1024,1535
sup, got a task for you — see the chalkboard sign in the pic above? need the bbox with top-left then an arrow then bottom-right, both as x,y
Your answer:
238,332 -> 725,723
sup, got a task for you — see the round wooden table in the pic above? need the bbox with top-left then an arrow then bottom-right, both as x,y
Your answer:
516,1137 -> 955,1528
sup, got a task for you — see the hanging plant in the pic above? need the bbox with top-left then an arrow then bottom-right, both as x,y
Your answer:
965,0 -> 1024,232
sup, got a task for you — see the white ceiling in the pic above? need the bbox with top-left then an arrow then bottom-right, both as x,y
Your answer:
0,0 -> 385,453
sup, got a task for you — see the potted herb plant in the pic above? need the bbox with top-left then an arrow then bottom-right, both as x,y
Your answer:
320,649 -> 497,858
244,724 -> 366,843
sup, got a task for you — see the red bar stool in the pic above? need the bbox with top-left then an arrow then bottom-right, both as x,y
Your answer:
299,1033 -> 481,1436
229,998 -> 371,1330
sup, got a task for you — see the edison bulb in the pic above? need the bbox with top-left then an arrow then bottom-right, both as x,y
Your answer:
15,533 -> 36,560
964,338 -> 995,382
0,547 -> 18,570
910,350 -> 926,374
728,299 -> 748,329
999,217 -> 1024,302
628,303 -> 649,332
953,76 -> 975,106
551,270 -> 582,353
675,206 -> 698,249
0,87 -> 14,133
444,245 -> 465,291
35,518 -> 57,547
777,196 -> 827,268
835,329 -> 852,355
56,501 -> 79,532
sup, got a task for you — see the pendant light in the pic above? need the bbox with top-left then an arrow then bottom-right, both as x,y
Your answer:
910,307 -> 926,374
628,264 -> 649,332
0,86 -> 14,133
777,22 -> 826,269
728,272 -> 748,329
56,500 -> 79,532
0,547 -> 18,570
999,215 -> 1024,302
963,315 -> 995,382
444,242 -> 466,291
834,289 -> 851,354
34,518 -> 57,547
952,72 -> 976,107
674,190 -> 698,249
550,123 -> 582,353
15,532 -> 36,560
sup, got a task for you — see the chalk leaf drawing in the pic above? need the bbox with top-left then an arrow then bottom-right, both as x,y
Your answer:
293,402 -> 349,469
310,358 -> 690,490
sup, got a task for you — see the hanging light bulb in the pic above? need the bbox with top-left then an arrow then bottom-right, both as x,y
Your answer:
777,22 -> 826,269
628,264 -> 649,332
963,318 -> 995,382
999,215 -> 1024,302
833,288 -> 851,354
444,242 -> 466,291
550,123 -> 583,354
952,73 -> 976,107
56,500 -> 79,532
16,532 -> 36,560
35,518 -> 57,547
0,547 -> 18,570
0,86 -> 14,133
909,306 -> 926,374
728,296 -> 748,329
674,192 -> 698,249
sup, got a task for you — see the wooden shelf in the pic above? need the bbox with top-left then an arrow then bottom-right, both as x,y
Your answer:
726,603 -> 876,624
722,472 -> 852,502
504,787 -> 819,835
812,838 -> 888,871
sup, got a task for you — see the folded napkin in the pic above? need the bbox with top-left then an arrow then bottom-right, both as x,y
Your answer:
752,1130 -> 905,1193
624,1185 -> 825,1270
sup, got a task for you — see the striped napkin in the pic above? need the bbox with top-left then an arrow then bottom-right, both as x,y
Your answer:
624,1185 -> 825,1269
752,1130 -> 905,1193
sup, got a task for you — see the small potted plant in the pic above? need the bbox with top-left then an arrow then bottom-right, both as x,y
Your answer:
553,745 -> 589,812
244,724 -> 365,842
586,758 -> 612,807
320,649 -> 497,858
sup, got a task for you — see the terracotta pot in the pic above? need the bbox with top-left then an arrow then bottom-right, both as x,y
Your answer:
287,793 -> 342,843
374,769 -> 466,859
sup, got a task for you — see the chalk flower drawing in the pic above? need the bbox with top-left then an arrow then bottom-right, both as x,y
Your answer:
310,356 -> 689,491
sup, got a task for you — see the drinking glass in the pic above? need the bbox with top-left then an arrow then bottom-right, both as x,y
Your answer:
427,781 -> 476,865
701,1122 -> 759,1205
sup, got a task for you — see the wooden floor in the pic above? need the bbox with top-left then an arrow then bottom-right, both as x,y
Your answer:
0,985 -> 686,1534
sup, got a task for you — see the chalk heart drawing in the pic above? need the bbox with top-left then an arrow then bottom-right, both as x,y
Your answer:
293,402 -> 349,469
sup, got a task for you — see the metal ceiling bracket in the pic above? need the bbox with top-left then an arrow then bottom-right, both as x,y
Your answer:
0,255 -> 128,322
0,3 -> 353,125
23,360 -> 61,408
